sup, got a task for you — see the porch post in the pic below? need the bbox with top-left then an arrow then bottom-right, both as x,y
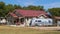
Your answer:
12,19 -> 14,25
19,17 -> 21,25
6,18 -> 9,25
24,18 -> 27,26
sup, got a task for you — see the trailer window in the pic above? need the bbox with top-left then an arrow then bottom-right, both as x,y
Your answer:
38,20 -> 41,22
35,20 -> 37,22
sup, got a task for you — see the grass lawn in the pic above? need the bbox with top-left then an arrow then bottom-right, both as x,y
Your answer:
0,26 -> 60,34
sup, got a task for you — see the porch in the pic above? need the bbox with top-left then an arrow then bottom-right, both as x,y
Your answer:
7,16 -> 32,26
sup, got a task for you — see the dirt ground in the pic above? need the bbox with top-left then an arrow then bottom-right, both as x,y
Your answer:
28,27 -> 60,30
9,25 -> 60,30
0,26 -> 60,34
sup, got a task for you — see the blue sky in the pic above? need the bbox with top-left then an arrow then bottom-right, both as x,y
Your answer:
0,0 -> 60,9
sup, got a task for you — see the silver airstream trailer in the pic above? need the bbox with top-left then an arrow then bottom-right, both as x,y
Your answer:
29,18 -> 53,26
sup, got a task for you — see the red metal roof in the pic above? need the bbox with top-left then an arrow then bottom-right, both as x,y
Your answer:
9,13 -> 18,18
15,9 -> 47,17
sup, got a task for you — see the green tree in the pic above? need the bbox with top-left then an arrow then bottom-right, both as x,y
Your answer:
0,2 -> 5,17
0,2 -> 5,9
23,5 -> 44,10
3,4 -> 14,17
48,8 -> 60,16
4,4 -> 14,11
14,4 -> 22,9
